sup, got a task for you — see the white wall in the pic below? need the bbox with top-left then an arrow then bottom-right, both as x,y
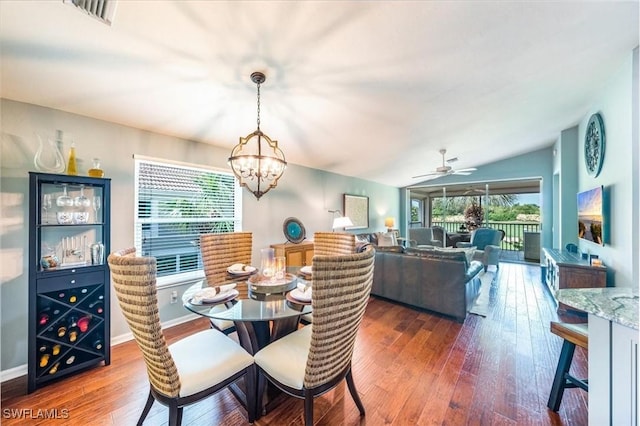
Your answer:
0,99 -> 400,373
575,50 -> 638,287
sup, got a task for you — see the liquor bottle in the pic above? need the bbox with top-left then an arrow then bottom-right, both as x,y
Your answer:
66,142 -> 77,176
87,158 -> 104,178
49,362 -> 60,375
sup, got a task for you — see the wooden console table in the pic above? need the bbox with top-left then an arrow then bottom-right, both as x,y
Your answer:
271,241 -> 314,267
542,248 -> 607,307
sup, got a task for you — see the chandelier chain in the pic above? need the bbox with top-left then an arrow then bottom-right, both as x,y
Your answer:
256,81 -> 261,130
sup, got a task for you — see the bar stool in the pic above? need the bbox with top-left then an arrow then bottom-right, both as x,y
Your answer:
547,321 -> 589,411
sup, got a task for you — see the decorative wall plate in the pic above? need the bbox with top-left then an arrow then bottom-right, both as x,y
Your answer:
584,113 -> 605,177
283,217 -> 306,244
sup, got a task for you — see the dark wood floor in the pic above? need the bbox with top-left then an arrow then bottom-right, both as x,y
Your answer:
2,262 -> 588,425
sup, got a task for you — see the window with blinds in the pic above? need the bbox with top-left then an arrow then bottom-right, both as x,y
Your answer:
134,158 -> 242,280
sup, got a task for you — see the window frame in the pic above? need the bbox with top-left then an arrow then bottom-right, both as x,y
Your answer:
134,156 -> 243,287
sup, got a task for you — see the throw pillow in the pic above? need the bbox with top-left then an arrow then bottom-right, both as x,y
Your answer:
377,232 -> 397,247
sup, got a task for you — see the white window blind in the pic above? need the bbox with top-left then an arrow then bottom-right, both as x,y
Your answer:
134,158 -> 241,279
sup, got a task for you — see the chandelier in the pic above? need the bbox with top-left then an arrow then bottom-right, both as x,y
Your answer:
228,71 -> 287,200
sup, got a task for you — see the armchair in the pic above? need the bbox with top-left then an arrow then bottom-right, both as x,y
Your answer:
408,227 -> 441,248
457,227 -> 503,271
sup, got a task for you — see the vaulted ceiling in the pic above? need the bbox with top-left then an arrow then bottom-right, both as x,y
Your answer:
1,1 -> 637,187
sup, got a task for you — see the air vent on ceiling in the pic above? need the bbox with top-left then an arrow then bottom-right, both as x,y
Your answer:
63,0 -> 117,26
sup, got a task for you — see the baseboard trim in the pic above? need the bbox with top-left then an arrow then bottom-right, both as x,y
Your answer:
1,312 -> 201,383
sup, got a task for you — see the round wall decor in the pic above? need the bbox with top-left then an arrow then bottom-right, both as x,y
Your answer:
283,217 -> 306,244
584,112 -> 605,177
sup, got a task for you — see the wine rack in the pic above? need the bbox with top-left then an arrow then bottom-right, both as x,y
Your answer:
28,172 -> 111,393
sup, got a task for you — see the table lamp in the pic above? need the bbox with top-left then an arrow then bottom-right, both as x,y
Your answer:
385,217 -> 395,232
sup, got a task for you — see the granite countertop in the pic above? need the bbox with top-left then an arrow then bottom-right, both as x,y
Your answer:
556,287 -> 639,330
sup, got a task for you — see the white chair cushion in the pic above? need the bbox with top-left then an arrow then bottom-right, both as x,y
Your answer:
208,304 -> 234,332
169,329 -> 253,397
254,325 -> 312,390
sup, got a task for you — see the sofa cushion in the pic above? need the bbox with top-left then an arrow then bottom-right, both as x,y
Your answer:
434,246 -> 476,266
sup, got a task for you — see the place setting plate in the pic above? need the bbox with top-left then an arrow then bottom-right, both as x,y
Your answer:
299,265 -> 312,277
226,264 -> 257,276
287,282 -> 312,304
189,284 -> 239,305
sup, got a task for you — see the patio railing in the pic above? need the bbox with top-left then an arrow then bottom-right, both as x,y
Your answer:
428,221 -> 541,252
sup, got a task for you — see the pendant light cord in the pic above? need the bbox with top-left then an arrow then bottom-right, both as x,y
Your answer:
256,81 -> 261,131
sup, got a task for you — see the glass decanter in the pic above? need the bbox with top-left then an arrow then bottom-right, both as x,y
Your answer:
34,133 -> 65,173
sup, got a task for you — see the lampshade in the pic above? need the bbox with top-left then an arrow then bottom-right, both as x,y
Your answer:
384,217 -> 395,228
332,216 -> 354,229
228,72 -> 286,200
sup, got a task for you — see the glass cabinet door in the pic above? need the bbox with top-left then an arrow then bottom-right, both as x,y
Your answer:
38,182 -> 106,271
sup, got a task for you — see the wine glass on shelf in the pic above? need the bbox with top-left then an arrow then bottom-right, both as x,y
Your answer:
74,185 -> 91,208
92,196 -> 101,223
56,184 -> 73,207
42,194 -> 52,224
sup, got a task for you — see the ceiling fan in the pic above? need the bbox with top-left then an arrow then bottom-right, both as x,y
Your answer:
463,186 -> 487,195
412,149 -> 477,180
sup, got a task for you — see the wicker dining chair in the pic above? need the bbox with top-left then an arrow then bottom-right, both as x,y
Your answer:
300,232 -> 357,325
312,231 -> 356,256
108,248 -> 256,426
200,232 -> 252,334
254,247 -> 375,425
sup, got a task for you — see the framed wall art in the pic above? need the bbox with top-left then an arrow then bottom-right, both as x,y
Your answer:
343,194 -> 369,229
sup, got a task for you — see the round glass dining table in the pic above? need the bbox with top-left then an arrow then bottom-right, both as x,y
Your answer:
182,269 -> 312,355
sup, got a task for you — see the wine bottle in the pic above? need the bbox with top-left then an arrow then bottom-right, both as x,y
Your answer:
67,316 -> 79,342
57,325 -> 67,338
65,355 -> 75,365
77,315 -> 91,333
89,300 -> 104,315
49,362 -> 60,375
38,307 -> 51,326
68,291 -> 78,304
39,343 -> 48,353
93,338 -> 103,351
52,344 -> 61,356
39,353 -> 50,368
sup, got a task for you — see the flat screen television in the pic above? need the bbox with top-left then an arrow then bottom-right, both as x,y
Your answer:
577,186 -> 604,245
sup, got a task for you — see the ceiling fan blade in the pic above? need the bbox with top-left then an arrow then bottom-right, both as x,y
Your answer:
411,172 -> 440,179
455,167 -> 477,172
452,171 -> 473,176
